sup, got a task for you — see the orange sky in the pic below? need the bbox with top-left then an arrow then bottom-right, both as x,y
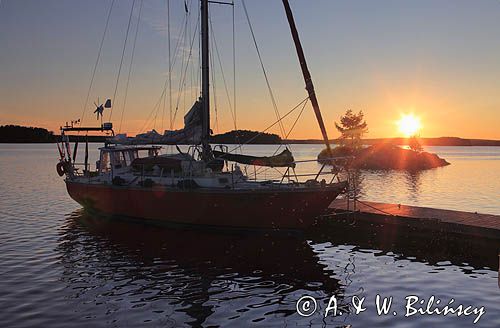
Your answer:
0,0 -> 499,140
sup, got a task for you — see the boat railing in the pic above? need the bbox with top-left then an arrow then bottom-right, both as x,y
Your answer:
69,162 -> 100,181
123,157 -> 345,188
234,156 -> 352,187
70,152 -> 350,189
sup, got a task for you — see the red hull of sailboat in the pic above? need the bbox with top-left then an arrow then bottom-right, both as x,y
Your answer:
66,181 -> 346,229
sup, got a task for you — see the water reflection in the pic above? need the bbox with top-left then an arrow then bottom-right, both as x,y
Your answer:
357,169 -> 425,203
2,144 -> 498,327
308,217 -> 499,272
403,170 -> 423,201
57,211 -> 343,326
56,210 -> 499,327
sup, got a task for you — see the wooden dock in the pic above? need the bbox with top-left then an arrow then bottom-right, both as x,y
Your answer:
329,199 -> 500,240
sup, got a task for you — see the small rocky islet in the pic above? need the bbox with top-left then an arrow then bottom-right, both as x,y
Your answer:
318,144 -> 450,170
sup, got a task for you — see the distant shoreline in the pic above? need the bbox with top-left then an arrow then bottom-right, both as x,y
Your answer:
1,125 -> 499,146
2,139 -> 500,146
285,137 -> 500,147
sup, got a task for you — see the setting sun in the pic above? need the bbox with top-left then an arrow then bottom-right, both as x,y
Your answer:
398,114 -> 421,137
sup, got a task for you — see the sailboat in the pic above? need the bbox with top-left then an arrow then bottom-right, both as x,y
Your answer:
56,0 -> 347,229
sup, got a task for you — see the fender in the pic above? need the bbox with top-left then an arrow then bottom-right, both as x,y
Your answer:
56,161 -> 66,177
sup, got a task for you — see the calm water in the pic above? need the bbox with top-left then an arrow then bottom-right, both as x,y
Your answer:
0,144 -> 499,327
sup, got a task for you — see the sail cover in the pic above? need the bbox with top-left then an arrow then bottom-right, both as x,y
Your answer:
110,99 -> 203,145
213,149 -> 295,168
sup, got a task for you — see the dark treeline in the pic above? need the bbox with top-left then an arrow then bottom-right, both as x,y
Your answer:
210,130 -> 281,144
0,125 -> 106,143
0,125 -> 56,143
0,126 -> 282,144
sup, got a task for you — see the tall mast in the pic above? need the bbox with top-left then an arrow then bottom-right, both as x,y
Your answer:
282,0 -> 332,154
200,0 -> 211,159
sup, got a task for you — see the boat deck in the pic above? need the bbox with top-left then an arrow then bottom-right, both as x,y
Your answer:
329,199 -> 500,240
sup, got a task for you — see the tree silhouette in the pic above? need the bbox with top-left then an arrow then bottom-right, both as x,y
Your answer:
409,135 -> 423,152
0,125 -> 56,143
335,110 -> 368,149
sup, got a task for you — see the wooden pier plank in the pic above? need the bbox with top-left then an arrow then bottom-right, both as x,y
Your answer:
329,199 -> 500,238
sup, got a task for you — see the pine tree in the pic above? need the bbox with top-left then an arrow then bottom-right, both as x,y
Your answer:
335,110 -> 368,149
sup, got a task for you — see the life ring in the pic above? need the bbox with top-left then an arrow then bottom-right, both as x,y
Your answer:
56,161 -> 66,176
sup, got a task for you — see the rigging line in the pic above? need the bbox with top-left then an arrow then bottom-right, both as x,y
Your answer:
209,15 -> 242,151
209,33 -> 219,133
183,3 -> 190,117
209,17 -> 236,129
141,16 -> 190,137
138,87 -> 165,134
259,97 -> 308,161
170,13 -> 189,73
186,0 -> 192,110
188,1 -> 197,102
141,85 -> 168,134
141,55 -> 184,134
232,0 -> 237,131
253,98 -> 308,177
169,14 -> 189,73
174,6 -> 189,126
230,0 -> 241,152
146,4 -> 188,134
109,0 -> 137,121
172,20 -> 197,127
166,2 -> 190,130
196,1 -> 202,97
241,0 -> 286,140
167,0 -> 172,131
226,96 -> 309,154
158,10 -> 189,130
160,1 -> 168,133
171,10 -> 200,127
80,0 -> 116,126
145,12 -> 189,134
118,0 -> 144,134
285,97 -> 308,139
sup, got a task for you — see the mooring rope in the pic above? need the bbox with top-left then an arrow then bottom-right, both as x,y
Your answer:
353,199 -> 395,216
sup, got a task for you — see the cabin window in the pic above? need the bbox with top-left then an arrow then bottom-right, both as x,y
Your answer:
138,149 -> 157,158
123,151 -> 133,166
129,150 -> 139,161
111,152 -> 127,169
99,152 -> 111,172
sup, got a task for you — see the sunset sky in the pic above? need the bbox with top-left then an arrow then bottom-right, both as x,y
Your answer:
0,0 -> 499,140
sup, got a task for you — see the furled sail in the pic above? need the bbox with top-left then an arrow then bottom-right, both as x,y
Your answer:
213,149 -> 296,168
110,99 -> 203,145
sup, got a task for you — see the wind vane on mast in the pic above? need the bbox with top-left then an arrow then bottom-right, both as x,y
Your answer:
93,98 -> 112,120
